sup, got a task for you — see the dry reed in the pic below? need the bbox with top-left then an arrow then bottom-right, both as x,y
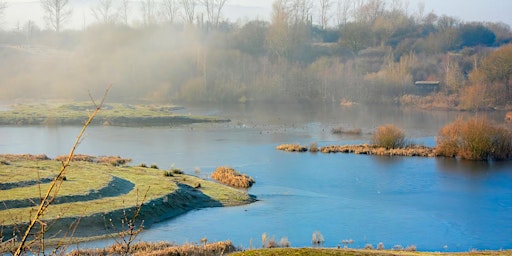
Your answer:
211,167 -> 255,188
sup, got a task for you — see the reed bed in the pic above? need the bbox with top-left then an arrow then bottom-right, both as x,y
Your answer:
211,167 -> 255,188
67,241 -> 237,256
276,144 -> 308,152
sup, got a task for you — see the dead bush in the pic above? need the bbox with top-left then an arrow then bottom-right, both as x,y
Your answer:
436,116 -> 512,161
211,167 -> 255,188
371,124 -> 406,149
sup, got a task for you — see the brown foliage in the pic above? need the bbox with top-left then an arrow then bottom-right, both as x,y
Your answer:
436,116 -> 512,160
211,167 -> 255,189
0,154 -> 50,161
276,144 -> 308,152
54,154 -> 131,166
371,124 -> 406,149
68,241 -> 237,256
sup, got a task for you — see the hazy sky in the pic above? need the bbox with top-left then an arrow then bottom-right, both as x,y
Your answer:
2,0 -> 512,30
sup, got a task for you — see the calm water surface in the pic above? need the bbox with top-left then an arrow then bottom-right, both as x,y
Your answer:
1,104 -> 511,251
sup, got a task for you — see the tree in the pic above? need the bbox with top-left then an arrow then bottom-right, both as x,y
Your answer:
200,0 -> 229,28
119,0 -> 130,25
161,0 -> 180,24
481,43 -> 512,100
336,0 -> 351,26
339,22 -> 372,53
91,0 -> 118,24
41,0 -> 73,32
180,0 -> 197,24
265,0 -> 290,60
140,0 -> 157,26
318,0 -> 332,29
458,23 -> 496,48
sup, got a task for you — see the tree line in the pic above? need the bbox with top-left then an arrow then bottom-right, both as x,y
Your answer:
0,0 -> 511,109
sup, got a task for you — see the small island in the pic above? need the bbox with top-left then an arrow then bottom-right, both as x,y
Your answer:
0,102 -> 230,126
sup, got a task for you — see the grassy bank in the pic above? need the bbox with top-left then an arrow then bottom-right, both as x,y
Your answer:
0,102 -> 230,126
0,155 -> 255,240
231,248 -> 512,256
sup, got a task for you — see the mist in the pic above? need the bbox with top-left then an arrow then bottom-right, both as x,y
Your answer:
0,0 -> 511,107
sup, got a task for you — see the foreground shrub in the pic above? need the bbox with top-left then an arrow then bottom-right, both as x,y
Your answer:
371,124 -> 406,149
436,116 -> 512,161
211,167 -> 255,188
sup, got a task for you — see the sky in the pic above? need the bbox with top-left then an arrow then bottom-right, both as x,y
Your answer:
2,0 -> 512,31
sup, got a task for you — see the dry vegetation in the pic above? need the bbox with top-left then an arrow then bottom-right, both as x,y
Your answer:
67,240 -> 238,256
331,127 -> 363,135
55,154 -> 132,166
276,144 -> 308,152
211,167 -> 255,189
371,124 -> 406,149
436,116 -> 512,161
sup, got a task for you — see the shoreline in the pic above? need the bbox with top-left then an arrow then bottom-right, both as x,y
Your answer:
277,144 -> 437,157
0,155 -> 256,247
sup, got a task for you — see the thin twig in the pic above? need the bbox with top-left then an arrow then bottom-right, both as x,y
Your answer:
14,85 -> 111,256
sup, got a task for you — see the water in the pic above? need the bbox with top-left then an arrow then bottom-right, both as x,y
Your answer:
1,104 -> 511,252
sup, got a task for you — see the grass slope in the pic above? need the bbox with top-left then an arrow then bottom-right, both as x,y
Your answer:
0,156 -> 255,239
0,102 -> 230,126
231,248 -> 512,256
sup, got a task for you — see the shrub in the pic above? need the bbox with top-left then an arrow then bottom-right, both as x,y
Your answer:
138,163 -> 147,168
211,167 -> 255,188
309,142 -> 319,153
436,116 -> 512,161
371,124 -> 406,149
163,171 -> 174,177
377,242 -> 385,250
150,164 -> 159,169
171,168 -> 183,174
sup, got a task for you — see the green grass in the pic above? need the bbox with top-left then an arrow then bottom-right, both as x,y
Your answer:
0,102 -> 230,126
0,157 -> 254,226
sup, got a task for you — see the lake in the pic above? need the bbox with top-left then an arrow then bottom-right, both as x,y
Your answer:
1,103 -> 511,252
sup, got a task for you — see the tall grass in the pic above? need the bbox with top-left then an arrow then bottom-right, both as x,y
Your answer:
371,125 -> 406,149
436,116 -> 512,161
211,167 -> 255,189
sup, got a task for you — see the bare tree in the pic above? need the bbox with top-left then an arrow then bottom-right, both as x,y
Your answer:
40,0 -> 72,32
180,0 -> 197,24
0,1 -> 7,20
140,0 -> 157,26
318,0 -> 332,29
199,0 -> 229,28
161,0 -> 180,24
91,0 -> 118,24
336,0 -> 352,26
118,0 -> 130,25
289,0 -> 313,25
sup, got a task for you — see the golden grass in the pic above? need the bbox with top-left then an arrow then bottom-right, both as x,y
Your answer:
211,167 -> 255,189
231,248 -> 512,256
67,240 -> 237,256
276,144 -> 308,152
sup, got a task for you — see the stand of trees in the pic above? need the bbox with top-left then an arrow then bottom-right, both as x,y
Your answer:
0,0 -> 511,109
